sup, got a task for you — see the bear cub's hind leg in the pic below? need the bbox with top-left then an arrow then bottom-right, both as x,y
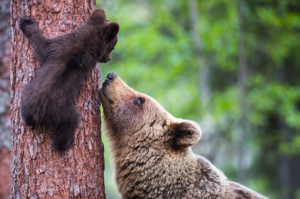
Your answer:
21,108 -> 37,128
53,122 -> 77,151
52,108 -> 79,151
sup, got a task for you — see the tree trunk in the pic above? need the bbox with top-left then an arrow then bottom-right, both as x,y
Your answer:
279,154 -> 300,199
0,0 -> 12,197
0,146 -> 10,199
236,0 -> 247,183
10,1 -> 105,198
188,0 -> 210,107
0,0 -> 11,148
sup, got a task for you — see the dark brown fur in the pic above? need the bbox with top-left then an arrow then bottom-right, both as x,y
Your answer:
100,73 -> 268,199
20,9 -> 119,151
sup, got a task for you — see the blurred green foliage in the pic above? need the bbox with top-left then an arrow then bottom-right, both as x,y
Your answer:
97,0 -> 300,198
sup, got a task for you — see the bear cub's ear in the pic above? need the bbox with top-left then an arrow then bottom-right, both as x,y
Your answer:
168,120 -> 201,149
88,8 -> 107,25
102,22 -> 119,42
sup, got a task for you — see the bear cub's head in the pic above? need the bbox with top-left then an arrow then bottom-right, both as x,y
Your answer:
100,72 -> 201,151
87,8 -> 119,63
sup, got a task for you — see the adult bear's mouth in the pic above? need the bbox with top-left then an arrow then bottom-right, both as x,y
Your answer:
101,86 -> 114,104
101,72 -> 117,104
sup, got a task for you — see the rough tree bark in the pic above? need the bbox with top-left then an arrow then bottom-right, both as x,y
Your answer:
10,0 -> 105,198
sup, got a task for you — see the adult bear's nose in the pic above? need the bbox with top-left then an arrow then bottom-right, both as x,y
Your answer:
105,72 -> 117,81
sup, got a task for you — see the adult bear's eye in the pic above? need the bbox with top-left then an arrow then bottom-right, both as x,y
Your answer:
134,97 -> 145,105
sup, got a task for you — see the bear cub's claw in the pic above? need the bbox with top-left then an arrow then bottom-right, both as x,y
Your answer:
19,16 -> 36,33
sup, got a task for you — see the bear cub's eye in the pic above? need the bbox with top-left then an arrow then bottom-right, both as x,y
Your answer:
134,97 -> 145,105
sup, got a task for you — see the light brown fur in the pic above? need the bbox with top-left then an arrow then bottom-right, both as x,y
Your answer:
100,73 -> 268,199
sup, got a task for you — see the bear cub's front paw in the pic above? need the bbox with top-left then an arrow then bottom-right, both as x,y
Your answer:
19,16 -> 37,34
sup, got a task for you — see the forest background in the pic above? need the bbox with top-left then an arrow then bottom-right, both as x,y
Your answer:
0,0 -> 299,199
99,0 -> 300,199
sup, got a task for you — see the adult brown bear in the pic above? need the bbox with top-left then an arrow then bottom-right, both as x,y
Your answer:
100,72 -> 268,199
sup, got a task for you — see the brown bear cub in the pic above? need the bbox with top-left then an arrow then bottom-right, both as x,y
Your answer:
100,72 -> 268,199
20,9 -> 119,151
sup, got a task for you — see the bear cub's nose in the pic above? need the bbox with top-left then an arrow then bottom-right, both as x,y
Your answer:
106,72 -> 117,82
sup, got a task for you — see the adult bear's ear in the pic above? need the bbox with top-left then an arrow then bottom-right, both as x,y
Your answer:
103,22 -> 119,42
168,119 -> 201,149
